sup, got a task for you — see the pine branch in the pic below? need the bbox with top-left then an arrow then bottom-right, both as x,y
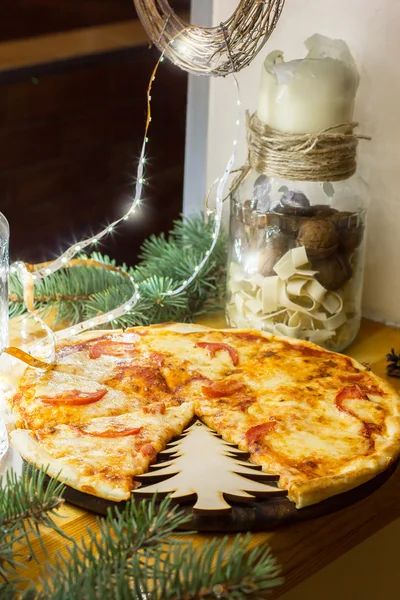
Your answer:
9,215 -> 227,327
0,582 -> 36,600
142,533 -> 283,600
0,473 -> 282,599
39,495 -> 192,599
0,468 -> 66,581
38,497 -> 282,600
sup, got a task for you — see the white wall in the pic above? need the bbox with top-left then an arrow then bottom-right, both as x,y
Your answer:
185,0 -> 400,326
182,0 -> 213,215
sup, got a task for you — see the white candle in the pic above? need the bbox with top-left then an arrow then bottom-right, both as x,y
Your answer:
257,34 -> 359,134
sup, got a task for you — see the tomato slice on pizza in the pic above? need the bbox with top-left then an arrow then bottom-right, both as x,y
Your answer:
38,389 -> 108,406
195,342 -> 239,366
89,341 -> 138,359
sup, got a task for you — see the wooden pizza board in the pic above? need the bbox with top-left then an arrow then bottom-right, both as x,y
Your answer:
59,464 -> 396,532
42,420 -> 398,533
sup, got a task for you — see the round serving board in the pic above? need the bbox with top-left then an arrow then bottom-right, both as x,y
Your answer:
51,419 -> 398,532
62,468 -> 395,532
59,465 -> 397,532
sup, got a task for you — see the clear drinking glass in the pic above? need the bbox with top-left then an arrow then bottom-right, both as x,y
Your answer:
0,213 -> 9,351
225,172 -> 369,352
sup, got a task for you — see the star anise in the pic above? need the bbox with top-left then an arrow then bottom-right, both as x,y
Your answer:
386,349 -> 400,378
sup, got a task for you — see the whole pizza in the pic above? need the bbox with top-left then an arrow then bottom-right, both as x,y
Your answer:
7,323 -> 400,509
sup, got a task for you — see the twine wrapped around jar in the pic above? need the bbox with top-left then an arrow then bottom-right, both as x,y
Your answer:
246,112 -> 371,182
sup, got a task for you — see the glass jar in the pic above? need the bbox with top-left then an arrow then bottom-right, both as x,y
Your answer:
0,213 -> 9,351
225,172 -> 368,352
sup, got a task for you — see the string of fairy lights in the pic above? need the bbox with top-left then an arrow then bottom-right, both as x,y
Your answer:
7,41 -> 243,362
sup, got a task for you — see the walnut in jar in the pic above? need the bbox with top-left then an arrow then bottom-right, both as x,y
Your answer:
258,230 -> 293,276
311,254 -> 352,291
297,219 -> 339,258
310,205 -> 338,219
334,211 -> 364,253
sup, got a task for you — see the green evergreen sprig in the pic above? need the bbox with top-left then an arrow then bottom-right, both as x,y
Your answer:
0,468 -> 66,584
9,215 -> 227,328
1,470 -> 283,599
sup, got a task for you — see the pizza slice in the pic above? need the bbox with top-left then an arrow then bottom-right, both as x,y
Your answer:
10,403 -> 194,501
194,332 -> 400,508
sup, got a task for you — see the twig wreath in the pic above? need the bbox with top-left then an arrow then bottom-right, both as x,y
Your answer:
133,0 -> 286,76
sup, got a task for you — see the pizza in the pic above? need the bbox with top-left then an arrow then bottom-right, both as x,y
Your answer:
7,323 -> 400,508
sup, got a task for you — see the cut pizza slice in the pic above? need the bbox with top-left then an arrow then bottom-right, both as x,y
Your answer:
195,341 -> 400,508
10,403 -> 195,501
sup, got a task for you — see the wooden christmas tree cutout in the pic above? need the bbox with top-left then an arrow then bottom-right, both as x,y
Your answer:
133,421 -> 287,514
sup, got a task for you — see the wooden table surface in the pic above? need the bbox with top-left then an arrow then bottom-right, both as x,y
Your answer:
9,316 -> 400,598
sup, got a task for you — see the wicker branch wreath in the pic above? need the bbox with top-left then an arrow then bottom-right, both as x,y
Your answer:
133,0 -> 285,77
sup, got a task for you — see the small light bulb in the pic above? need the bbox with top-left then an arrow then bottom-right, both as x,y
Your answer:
237,100 -> 241,106
139,178 -> 144,184
123,216 -> 129,221
236,120 -> 240,125
194,266 -> 199,272
145,137 -> 149,143
160,57 -> 164,63
45,268 -> 52,275
233,140 -> 237,146
108,314 -> 114,321
61,257 -> 68,264
75,245 -> 81,251
125,304 -> 131,311
183,280 -> 188,285
136,292 -> 141,299
142,158 -> 146,164
107,227 -> 113,233
71,329 -> 77,335
32,274 -> 37,280
92,239 -> 98,244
